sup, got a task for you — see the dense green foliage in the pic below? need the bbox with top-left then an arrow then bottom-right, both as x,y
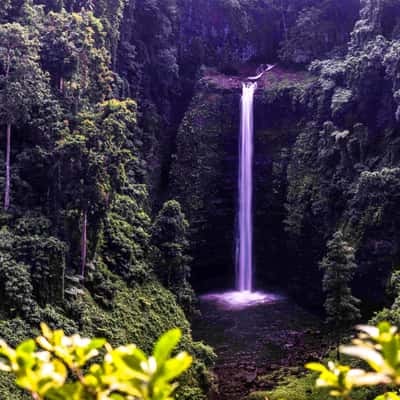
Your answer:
308,322 -> 400,400
0,324 -> 192,399
281,0 -> 400,306
320,231 -> 361,329
0,1 -> 219,398
0,277 -> 215,399
151,201 -> 195,316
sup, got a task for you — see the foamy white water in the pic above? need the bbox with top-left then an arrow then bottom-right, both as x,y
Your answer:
237,82 -> 257,292
201,291 -> 283,310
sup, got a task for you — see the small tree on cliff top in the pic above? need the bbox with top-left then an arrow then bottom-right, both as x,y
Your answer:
320,230 -> 361,333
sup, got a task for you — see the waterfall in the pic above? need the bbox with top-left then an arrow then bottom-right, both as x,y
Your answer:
237,82 -> 257,292
201,70 -> 283,308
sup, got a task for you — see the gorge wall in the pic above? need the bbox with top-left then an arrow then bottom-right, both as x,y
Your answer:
169,70 -> 314,296
115,0 -> 360,203
1,0 -> 400,397
169,0 -> 400,309
31,0 -> 396,312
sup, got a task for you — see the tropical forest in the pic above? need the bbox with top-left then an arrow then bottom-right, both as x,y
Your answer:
1,0 -> 400,399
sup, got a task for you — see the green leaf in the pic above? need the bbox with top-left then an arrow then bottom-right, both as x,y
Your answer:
306,362 -> 329,373
153,329 -> 182,366
87,338 -> 106,351
340,345 -> 386,372
17,339 -> 36,355
159,352 -> 192,382
379,322 -> 393,335
375,393 -> 400,400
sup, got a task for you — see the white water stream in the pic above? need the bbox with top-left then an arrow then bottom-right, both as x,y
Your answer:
202,66 -> 280,308
237,82 -> 257,292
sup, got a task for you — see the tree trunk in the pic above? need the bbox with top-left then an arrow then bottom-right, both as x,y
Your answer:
4,123 -> 11,210
81,209 -> 87,279
59,77 -> 64,93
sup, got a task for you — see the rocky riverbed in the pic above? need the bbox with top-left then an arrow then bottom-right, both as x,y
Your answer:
192,292 -> 329,400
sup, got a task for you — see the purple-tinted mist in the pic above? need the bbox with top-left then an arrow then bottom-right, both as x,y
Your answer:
237,82 -> 257,292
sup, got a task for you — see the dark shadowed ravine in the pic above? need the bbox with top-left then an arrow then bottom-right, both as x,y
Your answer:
192,293 -> 327,400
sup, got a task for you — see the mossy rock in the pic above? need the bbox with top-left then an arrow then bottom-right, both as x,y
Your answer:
77,279 -> 191,349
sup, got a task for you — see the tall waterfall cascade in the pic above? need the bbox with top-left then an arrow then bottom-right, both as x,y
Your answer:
237,82 -> 257,292
201,66 -> 283,309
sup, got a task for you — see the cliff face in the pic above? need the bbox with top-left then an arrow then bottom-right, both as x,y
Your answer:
169,78 -> 240,290
170,69 -> 314,293
170,0 -> 400,308
116,0 -> 360,203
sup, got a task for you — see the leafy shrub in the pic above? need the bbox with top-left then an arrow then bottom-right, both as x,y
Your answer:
151,201 -> 196,315
0,323 -> 192,400
319,230 -> 361,329
308,322 -> 400,399
102,194 -> 151,283
85,261 -> 118,309
0,252 -> 39,322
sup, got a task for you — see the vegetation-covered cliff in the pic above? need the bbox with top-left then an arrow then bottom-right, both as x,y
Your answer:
170,0 -> 400,311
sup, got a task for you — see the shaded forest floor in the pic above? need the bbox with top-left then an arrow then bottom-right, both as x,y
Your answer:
192,293 -> 329,400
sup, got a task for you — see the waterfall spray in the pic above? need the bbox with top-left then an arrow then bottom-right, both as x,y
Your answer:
237,82 -> 257,292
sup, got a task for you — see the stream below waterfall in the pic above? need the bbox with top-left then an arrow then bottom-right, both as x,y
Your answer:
192,293 -> 327,400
